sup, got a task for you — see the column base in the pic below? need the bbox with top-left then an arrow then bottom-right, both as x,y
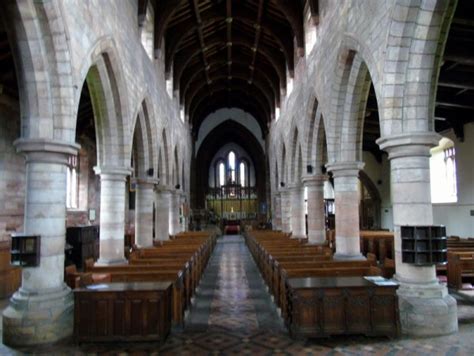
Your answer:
396,279 -> 457,336
2,285 -> 73,346
96,257 -> 128,265
333,252 -> 366,260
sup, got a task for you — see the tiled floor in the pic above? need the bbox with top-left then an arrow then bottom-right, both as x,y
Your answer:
1,235 -> 474,355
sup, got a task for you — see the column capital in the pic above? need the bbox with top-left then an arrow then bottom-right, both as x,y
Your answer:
93,165 -> 132,177
132,177 -> 159,187
154,184 -> 174,193
376,132 -> 440,159
287,183 -> 303,191
302,174 -> 327,187
14,138 -> 80,164
325,161 -> 364,178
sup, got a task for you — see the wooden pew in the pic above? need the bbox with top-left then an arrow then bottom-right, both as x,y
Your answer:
447,251 -> 474,290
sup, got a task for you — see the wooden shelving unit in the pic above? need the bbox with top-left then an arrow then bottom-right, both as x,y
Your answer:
10,233 -> 41,267
401,226 -> 447,266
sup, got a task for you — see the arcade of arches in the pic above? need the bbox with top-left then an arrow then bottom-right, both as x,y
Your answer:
0,0 -> 473,352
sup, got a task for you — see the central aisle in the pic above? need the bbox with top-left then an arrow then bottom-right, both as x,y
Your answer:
185,234 -> 284,331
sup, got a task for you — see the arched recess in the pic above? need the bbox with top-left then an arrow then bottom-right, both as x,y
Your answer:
331,36 -> 383,163
0,0 -> 75,141
333,47 -> 382,162
194,120 -> 266,209
359,171 -> 382,229
289,126 -> 302,184
305,96 -> 330,174
173,146 -> 180,188
75,37 -> 131,167
130,100 -> 156,178
281,142 -> 287,186
382,0 -> 456,135
161,128 -> 170,185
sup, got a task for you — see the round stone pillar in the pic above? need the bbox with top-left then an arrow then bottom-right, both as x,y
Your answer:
94,166 -> 131,265
302,174 -> 326,244
326,161 -> 365,260
2,139 -> 79,346
154,186 -> 171,241
134,178 -> 158,248
288,184 -> 305,238
378,133 -> 457,336
272,192 -> 282,231
279,188 -> 292,233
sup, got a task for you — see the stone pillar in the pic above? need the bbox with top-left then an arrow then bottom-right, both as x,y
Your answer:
279,188 -> 292,233
169,190 -> 181,235
154,186 -> 170,241
94,166 -> 130,265
2,139 -> 79,346
134,178 -> 158,248
377,133 -> 457,336
288,184 -> 305,238
326,161 -> 365,260
273,192 -> 282,230
303,174 -> 326,244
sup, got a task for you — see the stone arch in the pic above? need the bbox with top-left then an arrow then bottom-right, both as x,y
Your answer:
331,35 -> 383,163
289,126 -> 303,183
75,36 -> 131,167
382,0 -> 456,135
0,1 -> 76,141
130,99 -> 157,178
130,96 -> 158,179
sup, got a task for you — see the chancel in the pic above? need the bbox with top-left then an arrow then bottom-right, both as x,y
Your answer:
0,0 -> 473,353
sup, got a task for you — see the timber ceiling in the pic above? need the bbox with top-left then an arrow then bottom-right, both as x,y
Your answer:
143,0 -> 317,137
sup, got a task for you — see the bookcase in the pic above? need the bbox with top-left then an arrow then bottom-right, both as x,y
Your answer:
10,233 -> 41,267
401,226 -> 447,266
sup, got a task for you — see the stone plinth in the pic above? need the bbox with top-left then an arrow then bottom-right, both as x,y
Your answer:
94,166 -> 131,265
2,139 -> 79,346
302,175 -> 326,244
326,161 -> 365,260
378,133 -> 458,336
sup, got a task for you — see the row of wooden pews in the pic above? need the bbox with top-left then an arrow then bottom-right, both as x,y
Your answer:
69,231 -> 217,343
245,230 -> 399,338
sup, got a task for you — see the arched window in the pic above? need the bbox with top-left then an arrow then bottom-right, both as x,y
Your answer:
240,161 -> 246,187
218,162 -> 225,187
228,151 -> 236,183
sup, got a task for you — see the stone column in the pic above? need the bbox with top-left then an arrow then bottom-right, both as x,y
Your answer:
94,166 -> 130,265
134,178 -> 158,248
154,186 -> 170,241
326,161 -> 365,260
303,174 -> 326,244
273,192 -> 282,230
377,133 -> 457,336
2,139 -> 79,346
279,188 -> 292,233
169,190 -> 181,235
288,184 -> 305,238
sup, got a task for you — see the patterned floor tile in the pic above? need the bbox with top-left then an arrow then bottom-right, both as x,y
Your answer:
2,235 -> 474,355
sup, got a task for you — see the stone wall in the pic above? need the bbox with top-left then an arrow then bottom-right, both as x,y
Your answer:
0,101 -> 24,242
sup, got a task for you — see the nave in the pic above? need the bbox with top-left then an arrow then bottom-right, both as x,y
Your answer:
1,235 -> 474,355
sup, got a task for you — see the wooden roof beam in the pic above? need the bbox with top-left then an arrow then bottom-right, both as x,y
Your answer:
249,0 -> 265,85
273,0 -> 305,57
153,0 -> 184,58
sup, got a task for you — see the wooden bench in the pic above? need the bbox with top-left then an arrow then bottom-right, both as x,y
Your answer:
447,251 -> 474,290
